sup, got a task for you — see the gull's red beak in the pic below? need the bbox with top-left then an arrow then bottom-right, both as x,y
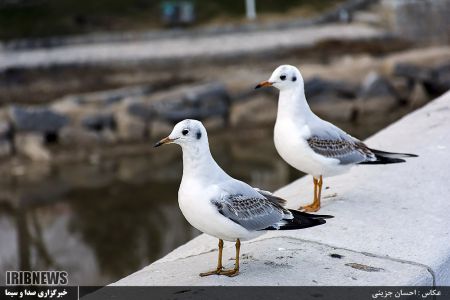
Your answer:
154,136 -> 174,148
255,80 -> 273,89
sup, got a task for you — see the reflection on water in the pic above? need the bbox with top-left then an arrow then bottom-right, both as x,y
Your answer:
0,127 -> 303,285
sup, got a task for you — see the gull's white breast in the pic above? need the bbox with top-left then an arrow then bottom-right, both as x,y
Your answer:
274,120 -> 351,177
178,179 -> 262,242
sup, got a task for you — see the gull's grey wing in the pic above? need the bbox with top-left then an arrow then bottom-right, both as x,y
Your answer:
307,120 -> 376,165
211,181 -> 292,231
253,188 -> 287,206
307,136 -> 375,164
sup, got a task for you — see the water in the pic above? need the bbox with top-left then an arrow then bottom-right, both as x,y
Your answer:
0,127 -> 303,285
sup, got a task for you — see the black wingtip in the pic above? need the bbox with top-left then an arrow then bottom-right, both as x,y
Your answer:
319,214 -> 334,219
360,157 -> 406,165
254,84 -> 261,89
290,209 -> 334,219
360,149 -> 418,165
266,209 -> 334,231
370,149 -> 419,159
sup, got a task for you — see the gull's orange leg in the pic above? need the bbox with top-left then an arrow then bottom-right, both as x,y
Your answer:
301,175 -> 322,212
199,239 -> 241,277
199,239 -> 224,276
317,175 -> 323,204
219,239 -> 240,277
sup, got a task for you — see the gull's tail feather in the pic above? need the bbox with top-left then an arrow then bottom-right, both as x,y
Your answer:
265,210 -> 333,231
360,149 -> 418,165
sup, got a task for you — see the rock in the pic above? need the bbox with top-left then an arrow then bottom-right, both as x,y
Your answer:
305,77 -> 357,100
393,63 -> 432,82
56,85 -> 153,107
230,96 -> 277,128
83,85 -> 152,106
394,63 -> 450,97
59,127 -> 101,145
115,101 -> 148,141
382,47 -> 450,75
0,121 -> 11,139
150,119 -> 174,138
59,127 -> 117,145
409,82 -> 429,108
51,97 -> 82,114
311,98 -> 356,123
436,64 -> 450,84
127,101 -> 154,121
356,94 -> 398,116
185,82 -> 230,102
357,72 -> 401,117
15,133 -> 51,162
81,113 -> 115,132
389,77 -> 412,102
152,82 -> 230,123
353,11 -> 381,26
99,129 -> 118,144
202,116 -> 226,131
425,64 -> 450,96
0,140 -> 12,157
9,106 -> 68,133
360,71 -> 397,98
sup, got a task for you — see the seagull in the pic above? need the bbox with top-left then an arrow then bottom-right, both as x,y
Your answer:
255,65 -> 418,212
154,119 -> 333,277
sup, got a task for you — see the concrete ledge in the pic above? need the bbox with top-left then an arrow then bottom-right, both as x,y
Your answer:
113,91 -> 450,286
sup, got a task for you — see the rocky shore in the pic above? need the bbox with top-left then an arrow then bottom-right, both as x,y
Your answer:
0,45 -> 449,164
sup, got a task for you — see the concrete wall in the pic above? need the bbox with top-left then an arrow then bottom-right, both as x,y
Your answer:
113,91 -> 450,286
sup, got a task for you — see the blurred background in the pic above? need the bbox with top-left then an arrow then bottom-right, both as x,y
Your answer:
0,0 -> 449,285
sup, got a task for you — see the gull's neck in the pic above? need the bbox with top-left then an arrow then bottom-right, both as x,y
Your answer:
276,85 -> 314,125
180,142 -> 229,184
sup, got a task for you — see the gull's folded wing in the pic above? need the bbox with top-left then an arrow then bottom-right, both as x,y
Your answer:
304,119 -> 376,165
307,136 -> 375,165
211,181 -> 291,231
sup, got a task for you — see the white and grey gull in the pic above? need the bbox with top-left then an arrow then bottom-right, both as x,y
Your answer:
154,119 -> 332,277
255,64 -> 418,212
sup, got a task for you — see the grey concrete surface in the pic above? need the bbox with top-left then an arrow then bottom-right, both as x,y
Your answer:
115,237 -> 431,286
113,91 -> 450,286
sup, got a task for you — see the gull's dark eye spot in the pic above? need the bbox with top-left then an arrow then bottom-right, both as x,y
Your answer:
182,129 -> 189,136
292,76 -> 297,82
196,131 -> 202,140
280,75 -> 286,81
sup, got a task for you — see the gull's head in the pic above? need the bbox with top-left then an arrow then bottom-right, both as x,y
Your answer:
154,119 -> 207,149
255,65 -> 303,91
